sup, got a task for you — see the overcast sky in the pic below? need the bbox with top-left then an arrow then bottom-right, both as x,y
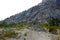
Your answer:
0,0 -> 42,20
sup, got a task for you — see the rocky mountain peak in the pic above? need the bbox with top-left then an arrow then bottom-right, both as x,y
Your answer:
42,0 -> 56,2
3,0 -> 60,24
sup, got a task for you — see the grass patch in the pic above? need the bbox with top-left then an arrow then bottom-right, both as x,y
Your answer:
3,30 -> 18,38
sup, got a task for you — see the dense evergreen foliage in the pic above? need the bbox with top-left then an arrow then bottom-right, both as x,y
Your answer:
0,17 -> 60,30
37,17 -> 60,34
0,21 -> 30,29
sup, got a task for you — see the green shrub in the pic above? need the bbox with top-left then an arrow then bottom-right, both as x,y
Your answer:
3,30 -> 18,38
0,35 -> 5,40
24,38 -> 26,40
24,32 -> 27,36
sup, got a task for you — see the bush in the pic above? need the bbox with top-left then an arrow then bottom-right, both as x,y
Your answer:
3,30 -> 18,38
0,35 -> 5,40
24,32 -> 27,36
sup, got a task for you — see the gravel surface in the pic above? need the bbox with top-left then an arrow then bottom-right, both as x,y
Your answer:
5,29 -> 53,40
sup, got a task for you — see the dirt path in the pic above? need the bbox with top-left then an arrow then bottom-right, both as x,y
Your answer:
26,29 -> 52,40
6,29 -> 52,40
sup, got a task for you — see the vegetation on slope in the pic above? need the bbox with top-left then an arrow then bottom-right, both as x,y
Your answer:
0,17 -> 60,40
0,17 -> 60,33
0,21 -> 30,29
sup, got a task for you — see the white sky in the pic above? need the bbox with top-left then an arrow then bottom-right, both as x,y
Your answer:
0,0 -> 42,20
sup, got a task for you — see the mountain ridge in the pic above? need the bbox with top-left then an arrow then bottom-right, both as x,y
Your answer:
3,0 -> 60,24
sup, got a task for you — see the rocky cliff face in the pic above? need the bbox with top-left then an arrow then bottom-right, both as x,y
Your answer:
4,0 -> 60,24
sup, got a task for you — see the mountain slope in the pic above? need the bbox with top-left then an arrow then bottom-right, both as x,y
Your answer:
4,0 -> 60,24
